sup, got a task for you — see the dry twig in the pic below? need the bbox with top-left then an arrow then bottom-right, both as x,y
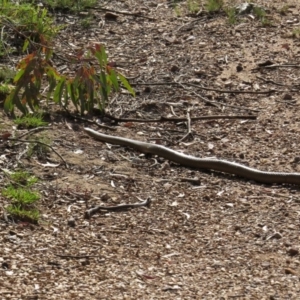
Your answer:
84,197 -> 151,219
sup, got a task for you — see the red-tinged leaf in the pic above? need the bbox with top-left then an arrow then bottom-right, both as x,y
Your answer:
76,49 -> 84,59
1,132 -> 12,140
23,53 -> 36,65
95,43 -> 102,52
123,122 -> 135,128
142,274 -> 156,280
107,61 -> 117,68
281,43 -> 290,50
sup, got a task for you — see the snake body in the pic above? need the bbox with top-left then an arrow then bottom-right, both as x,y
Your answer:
84,128 -> 300,185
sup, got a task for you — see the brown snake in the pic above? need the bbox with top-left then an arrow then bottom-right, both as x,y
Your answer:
84,128 -> 300,185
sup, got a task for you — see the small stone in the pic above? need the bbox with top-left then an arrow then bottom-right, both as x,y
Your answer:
143,86 -> 151,93
170,65 -> 180,72
67,218 -> 76,227
236,64 -> 243,72
271,232 -> 282,239
292,157 -> 300,163
285,268 -> 298,275
105,12 -> 118,20
283,93 -> 293,100
287,248 -> 299,256
267,232 -> 282,240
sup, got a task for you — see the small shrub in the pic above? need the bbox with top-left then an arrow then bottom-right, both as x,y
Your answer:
81,17 -> 93,29
187,0 -> 200,13
26,136 -> 51,159
225,7 -> 238,25
14,113 -> 48,128
43,0 -> 97,12
0,1 -> 60,52
5,44 -> 135,115
6,205 -> 39,222
252,6 -> 271,26
3,186 -> 40,204
278,5 -> 289,16
9,170 -> 38,186
2,171 -> 40,223
292,28 -> 300,38
0,68 -> 16,83
205,0 -> 223,13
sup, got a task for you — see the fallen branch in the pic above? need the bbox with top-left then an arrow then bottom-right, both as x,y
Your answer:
55,254 -> 101,259
65,113 -> 116,131
84,197 -> 151,219
15,127 -> 50,139
254,64 -> 300,70
179,108 -> 192,142
130,81 -> 281,94
104,113 -> 257,123
8,138 -> 67,167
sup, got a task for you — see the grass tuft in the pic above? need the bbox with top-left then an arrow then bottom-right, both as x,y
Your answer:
14,113 -> 48,129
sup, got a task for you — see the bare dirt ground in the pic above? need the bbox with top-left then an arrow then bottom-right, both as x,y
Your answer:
1,0 -> 300,299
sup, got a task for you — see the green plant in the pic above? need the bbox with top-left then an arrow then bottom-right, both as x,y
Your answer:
225,6 -> 238,25
252,6 -> 271,26
205,0 -> 223,12
174,4 -> 182,16
42,0 -> 97,12
279,5 -> 289,16
187,0 -> 200,13
3,186 -> 40,204
0,1 -> 60,50
81,16 -> 92,29
6,205 -> 39,222
9,170 -> 38,186
0,67 -> 16,83
292,28 -> 300,38
14,113 -> 48,128
26,135 -> 51,159
0,84 -> 14,103
5,43 -> 135,115
2,171 -> 40,222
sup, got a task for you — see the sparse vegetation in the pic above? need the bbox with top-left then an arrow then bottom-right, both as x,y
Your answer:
205,0 -> 223,12
0,67 -> 16,83
14,113 -> 48,128
252,6 -> 271,26
0,0 -> 60,55
292,27 -> 300,38
26,135 -> 51,159
1,0 -> 134,116
225,6 -> 238,25
42,0 -> 97,12
187,0 -> 200,13
279,4 -> 289,15
2,170 -> 40,223
80,16 -> 93,29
